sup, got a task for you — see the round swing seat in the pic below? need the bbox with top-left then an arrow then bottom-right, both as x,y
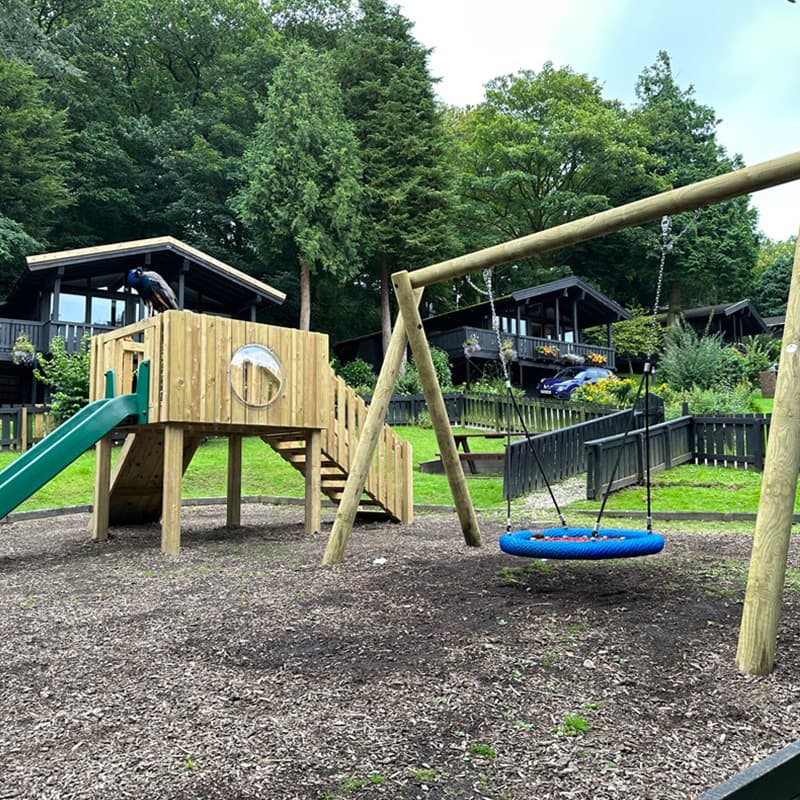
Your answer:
499,527 -> 665,560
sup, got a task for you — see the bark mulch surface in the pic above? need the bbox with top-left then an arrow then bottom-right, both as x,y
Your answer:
1,505 -> 800,800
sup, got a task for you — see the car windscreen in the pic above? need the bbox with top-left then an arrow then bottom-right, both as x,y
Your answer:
554,367 -> 585,379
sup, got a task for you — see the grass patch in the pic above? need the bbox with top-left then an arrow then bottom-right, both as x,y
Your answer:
567,464 -> 800,517
0,426 -> 507,513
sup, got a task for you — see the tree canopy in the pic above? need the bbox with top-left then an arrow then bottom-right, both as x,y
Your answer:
0,5 -> 774,350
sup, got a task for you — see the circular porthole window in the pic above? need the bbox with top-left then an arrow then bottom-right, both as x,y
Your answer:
229,344 -> 285,408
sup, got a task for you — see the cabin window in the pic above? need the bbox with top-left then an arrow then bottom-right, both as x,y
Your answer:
55,293 -> 86,323
91,297 -> 127,326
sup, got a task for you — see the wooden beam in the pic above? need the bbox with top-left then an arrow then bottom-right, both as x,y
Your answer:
407,151 -> 800,289
305,429 -> 321,535
90,434 -> 113,541
736,233 -> 800,675
393,270 -> 481,548
226,434 -> 242,528
322,288 -> 422,565
161,424 -> 184,555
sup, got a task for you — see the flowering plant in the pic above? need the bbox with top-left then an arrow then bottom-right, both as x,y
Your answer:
561,352 -> 585,365
463,334 -> 481,358
500,338 -> 517,362
586,352 -> 607,366
12,332 -> 36,367
536,344 -> 559,359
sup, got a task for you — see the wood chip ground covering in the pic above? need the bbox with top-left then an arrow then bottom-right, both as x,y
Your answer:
1,505 -> 800,799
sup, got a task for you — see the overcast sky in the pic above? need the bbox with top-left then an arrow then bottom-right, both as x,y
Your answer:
394,0 -> 799,242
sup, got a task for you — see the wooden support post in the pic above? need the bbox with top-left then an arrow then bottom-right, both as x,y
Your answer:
393,270 -> 481,548
305,429 -> 321,535
161,424 -> 184,555
226,434 -> 242,528
20,406 -> 28,452
90,434 -> 113,541
736,233 -> 800,675
322,288 -> 422,565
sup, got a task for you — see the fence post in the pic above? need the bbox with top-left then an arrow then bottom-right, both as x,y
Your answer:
754,415 -> 766,471
20,406 -> 28,452
586,444 -> 599,500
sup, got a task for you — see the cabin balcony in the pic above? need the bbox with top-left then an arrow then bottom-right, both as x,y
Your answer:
0,318 -> 116,361
428,326 -> 617,370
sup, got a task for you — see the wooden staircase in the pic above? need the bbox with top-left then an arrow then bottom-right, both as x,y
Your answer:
263,373 -> 413,523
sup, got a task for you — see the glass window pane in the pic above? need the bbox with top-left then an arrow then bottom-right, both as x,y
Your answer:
92,298 -> 112,325
57,293 -> 86,323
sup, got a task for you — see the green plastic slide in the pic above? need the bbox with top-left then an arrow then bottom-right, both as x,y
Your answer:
0,362 -> 149,520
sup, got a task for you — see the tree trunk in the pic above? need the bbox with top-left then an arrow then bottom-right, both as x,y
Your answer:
299,259 -> 311,331
380,260 -> 392,358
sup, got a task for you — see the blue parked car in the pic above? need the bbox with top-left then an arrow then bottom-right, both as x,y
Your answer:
536,366 -> 616,399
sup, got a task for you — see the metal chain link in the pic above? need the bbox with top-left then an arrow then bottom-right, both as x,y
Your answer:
484,268 -> 511,384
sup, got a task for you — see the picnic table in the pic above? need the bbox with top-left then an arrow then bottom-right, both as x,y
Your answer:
452,431 -> 522,474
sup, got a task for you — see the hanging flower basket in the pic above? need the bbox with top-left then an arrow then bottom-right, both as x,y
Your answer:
561,352 -> 585,366
12,333 -> 36,367
586,352 -> 607,366
536,344 -> 559,361
500,338 -> 517,363
463,334 -> 481,358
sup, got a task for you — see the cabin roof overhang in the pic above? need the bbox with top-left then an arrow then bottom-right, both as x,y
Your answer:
15,236 -> 285,310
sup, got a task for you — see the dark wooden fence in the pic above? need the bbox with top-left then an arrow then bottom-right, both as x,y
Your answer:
503,409 -> 635,499
584,413 -> 772,500
697,739 -> 800,800
693,413 -> 769,469
0,404 -> 53,451
365,391 -> 619,432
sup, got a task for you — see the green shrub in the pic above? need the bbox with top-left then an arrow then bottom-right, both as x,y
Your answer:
571,376 -> 636,406
337,357 -> 377,394
34,334 -> 91,423
679,383 -> 758,415
656,323 -> 745,391
740,335 -> 779,383
393,346 -> 453,395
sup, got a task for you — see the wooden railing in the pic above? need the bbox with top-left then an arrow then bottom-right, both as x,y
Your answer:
504,409 -> 636,500
429,326 -> 616,369
327,375 -> 413,523
0,404 -> 54,450
0,318 -> 115,358
584,413 -> 772,500
366,391 -> 619,433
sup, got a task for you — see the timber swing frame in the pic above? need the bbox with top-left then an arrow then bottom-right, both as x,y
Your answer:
322,150 -> 800,677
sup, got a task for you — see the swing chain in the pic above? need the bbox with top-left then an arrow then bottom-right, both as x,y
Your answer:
647,211 -> 701,359
483,268 -> 511,384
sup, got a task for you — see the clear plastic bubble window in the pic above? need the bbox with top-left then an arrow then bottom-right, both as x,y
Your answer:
229,344 -> 285,408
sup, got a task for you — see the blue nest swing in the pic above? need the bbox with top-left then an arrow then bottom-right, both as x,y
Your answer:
499,527 -> 665,561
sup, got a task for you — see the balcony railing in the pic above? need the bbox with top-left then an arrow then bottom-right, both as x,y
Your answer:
429,326 -> 616,369
0,318 -> 116,360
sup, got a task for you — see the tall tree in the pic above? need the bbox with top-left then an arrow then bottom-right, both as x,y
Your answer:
0,58 -> 71,239
448,63 -> 657,298
753,236 -> 797,316
44,0 -> 280,259
234,42 -> 364,330
631,51 -> 759,316
337,0 -> 457,353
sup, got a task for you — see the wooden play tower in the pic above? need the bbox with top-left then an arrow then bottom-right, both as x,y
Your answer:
88,311 -> 412,554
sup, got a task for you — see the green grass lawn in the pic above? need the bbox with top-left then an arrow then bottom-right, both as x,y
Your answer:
1,427 -> 793,520
0,426 -> 507,514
